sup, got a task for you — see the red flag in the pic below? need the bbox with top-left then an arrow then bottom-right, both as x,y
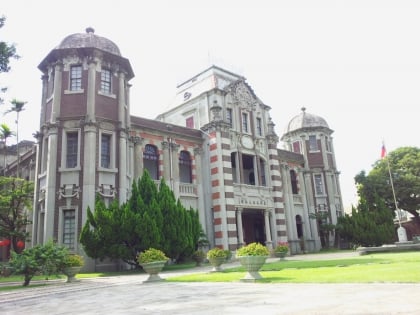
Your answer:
381,144 -> 386,159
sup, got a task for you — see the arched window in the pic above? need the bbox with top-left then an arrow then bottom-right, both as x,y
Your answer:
290,170 -> 298,194
179,150 -> 192,183
143,144 -> 159,180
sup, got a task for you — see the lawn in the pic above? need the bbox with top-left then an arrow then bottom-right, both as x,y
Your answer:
167,251 -> 420,283
1,252 -> 419,288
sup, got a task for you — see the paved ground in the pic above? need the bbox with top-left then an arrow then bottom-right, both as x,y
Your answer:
1,251 -> 420,315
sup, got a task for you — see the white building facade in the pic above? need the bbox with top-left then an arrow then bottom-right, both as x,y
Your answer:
31,29 -> 343,271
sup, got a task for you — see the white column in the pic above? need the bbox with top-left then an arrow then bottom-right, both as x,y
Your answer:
133,137 -> 143,180
118,72 -> 127,203
236,208 -> 244,247
50,63 -> 62,123
86,60 -> 96,122
43,126 -> 58,242
253,155 -> 259,186
264,209 -> 273,249
82,124 -> 97,223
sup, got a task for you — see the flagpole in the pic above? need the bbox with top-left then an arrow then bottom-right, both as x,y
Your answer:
382,141 -> 407,242
385,155 -> 402,228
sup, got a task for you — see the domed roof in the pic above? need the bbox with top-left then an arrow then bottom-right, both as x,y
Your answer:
57,27 -> 121,56
285,107 -> 330,134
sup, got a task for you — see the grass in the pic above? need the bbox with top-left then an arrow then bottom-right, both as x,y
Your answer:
2,252 -> 419,288
0,260 -> 200,284
167,251 -> 420,283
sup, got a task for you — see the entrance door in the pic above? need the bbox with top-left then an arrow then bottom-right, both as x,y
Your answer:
242,210 -> 265,245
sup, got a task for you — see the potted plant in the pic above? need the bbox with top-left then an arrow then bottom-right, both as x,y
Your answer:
137,248 -> 169,282
236,242 -> 270,281
63,254 -> 84,283
192,249 -> 206,266
273,241 -> 289,259
206,247 -> 227,272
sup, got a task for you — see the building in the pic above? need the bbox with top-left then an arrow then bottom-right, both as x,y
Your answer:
23,28 -> 343,270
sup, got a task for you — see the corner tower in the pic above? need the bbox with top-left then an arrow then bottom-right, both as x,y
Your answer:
33,28 -> 134,260
281,107 -> 343,248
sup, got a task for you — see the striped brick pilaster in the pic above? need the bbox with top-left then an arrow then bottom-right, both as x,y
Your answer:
209,129 -> 237,250
268,141 -> 287,240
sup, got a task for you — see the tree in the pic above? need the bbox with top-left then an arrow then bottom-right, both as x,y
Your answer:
309,211 -> 336,249
0,16 -> 20,104
336,195 -> 395,247
0,176 -> 33,253
9,241 -> 70,286
0,123 -> 13,174
80,170 -> 203,267
4,99 -> 26,177
355,146 -> 420,221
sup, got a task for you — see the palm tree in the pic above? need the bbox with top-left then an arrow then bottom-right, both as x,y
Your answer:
0,123 -> 13,175
4,99 -> 26,177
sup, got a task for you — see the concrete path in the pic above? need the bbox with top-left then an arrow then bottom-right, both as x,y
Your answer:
1,252 -> 420,315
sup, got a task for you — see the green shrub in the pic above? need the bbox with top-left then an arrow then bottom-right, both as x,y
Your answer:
65,254 -> 84,267
236,242 -> 270,257
207,247 -> 227,259
274,242 -> 289,254
137,248 -> 169,264
8,241 -> 69,286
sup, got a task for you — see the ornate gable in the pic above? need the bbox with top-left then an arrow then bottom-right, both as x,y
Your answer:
228,80 -> 258,111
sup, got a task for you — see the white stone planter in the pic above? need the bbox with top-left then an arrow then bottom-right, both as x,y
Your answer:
237,255 -> 268,282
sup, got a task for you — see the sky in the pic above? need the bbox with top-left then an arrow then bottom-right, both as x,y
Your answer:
1,0 -> 420,211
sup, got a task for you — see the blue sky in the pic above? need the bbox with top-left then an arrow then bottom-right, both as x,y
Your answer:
2,0 -> 420,210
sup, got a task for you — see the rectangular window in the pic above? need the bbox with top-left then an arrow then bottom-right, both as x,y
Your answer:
226,108 -> 233,128
256,117 -> 262,136
66,132 -> 78,168
100,69 -> 111,94
325,136 -> 332,152
101,134 -> 111,168
292,141 -> 301,153
314,174 -> 324,195
42,138 -> 49,172
63,210 -> 76,249
70,65 -> 82,91
309,135 -> 318,151
186,116 -> 194,128
242,113 -> 248,132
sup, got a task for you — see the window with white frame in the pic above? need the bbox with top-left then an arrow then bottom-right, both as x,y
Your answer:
41,138 -> 49,173
325,136 -> 332,152
186,116 -> 194,129
101,133 -> 111,168
242,112 -> 249,133
314,174 -> 325,195
63,209 -> 76,249
259,158 -> 266,186
179,150 -> 192,183
226,108 -> 233,128
70,65 -> 82,91
256,117 -> 262,136
100,69 -> 112,94
309,135 -> 318,151
290,170 -> 298,194
143,144 -> 159,180
66,132 -> 78,168
292,141 -> 301,153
